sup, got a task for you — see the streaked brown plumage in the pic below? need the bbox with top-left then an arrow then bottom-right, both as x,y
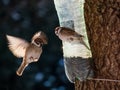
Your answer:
6,31 -> 48,76
55,27 -> 89,49
55,27 -> 83,42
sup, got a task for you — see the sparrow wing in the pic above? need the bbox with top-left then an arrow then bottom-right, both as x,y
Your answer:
6,35 -> 30,58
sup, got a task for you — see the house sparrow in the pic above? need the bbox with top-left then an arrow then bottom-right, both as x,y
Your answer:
6,31 -> 48,76
55,26 -> 90,50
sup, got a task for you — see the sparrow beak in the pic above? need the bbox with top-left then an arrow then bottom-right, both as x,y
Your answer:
55,27 -> 61,36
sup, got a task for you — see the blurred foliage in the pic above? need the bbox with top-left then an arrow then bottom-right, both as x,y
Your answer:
0,0 -> 74,90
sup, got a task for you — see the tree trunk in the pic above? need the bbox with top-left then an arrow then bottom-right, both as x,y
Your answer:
75,0 -> 120,90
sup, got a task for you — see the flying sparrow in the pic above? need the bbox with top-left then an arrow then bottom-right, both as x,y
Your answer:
55,26 -> 90,49
6,31 -> 48,76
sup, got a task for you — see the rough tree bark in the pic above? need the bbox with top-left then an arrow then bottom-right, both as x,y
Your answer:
75,0 -> 120,90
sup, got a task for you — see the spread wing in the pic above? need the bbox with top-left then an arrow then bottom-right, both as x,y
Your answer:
6,35 -> 30,58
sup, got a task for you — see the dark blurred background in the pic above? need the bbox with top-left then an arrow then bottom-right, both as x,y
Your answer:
0,0 -> 74,90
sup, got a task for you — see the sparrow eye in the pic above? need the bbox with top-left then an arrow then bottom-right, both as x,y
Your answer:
35,41 -> 40,45
34,38 -> 43,47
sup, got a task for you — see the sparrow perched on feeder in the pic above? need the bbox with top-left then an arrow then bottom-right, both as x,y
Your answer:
55,26 -> 89,49
6,31 -> 48,76
55,27 -> 93,83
